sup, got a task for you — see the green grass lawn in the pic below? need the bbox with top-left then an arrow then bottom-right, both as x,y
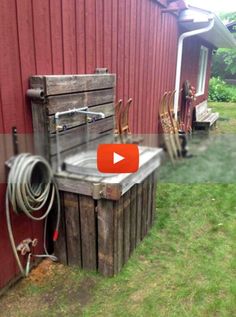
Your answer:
210,102 -> 236,134
0,102 -> 236,317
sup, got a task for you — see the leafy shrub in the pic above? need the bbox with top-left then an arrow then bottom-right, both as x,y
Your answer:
209,77 -> 236,102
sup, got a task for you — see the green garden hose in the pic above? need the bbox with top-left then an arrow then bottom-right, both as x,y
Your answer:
5,153 -> 60,276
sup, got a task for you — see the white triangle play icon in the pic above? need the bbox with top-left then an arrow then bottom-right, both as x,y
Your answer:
113,152 -> 125,164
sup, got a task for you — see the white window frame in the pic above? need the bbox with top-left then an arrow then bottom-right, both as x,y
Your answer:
196,46 -> 208,96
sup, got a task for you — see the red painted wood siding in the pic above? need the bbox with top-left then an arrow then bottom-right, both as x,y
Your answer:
180,36 -> 213,107
0,0 -> 179,289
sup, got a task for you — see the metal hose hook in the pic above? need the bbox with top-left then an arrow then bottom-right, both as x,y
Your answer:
5,153 -> 60,276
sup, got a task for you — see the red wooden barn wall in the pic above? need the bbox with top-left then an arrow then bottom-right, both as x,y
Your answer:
1,0 -> 210,290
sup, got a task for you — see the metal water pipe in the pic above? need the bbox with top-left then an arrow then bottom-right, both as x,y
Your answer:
55,107 -> 105,172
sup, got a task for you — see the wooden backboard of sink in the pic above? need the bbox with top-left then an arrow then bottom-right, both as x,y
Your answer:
29,73 -> 116,170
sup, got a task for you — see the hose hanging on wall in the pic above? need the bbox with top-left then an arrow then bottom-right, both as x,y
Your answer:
5,153 -> 60,277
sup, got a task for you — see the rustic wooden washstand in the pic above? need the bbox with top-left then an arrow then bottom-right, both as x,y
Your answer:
28,72 -> 162,276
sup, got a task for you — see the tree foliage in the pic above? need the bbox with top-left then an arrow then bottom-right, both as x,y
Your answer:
212,49 -> 236,78
219,12 -> 236,24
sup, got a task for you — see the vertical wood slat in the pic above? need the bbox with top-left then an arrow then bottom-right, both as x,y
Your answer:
85,0 -> 96,73
97,200 -> 114,277
123,191 -> 131,264
149,1 -> 157,133
64,192 -> 81,267
137,0 -> 146,133
117,0 -> 126,103
111,0 -> 118,75
103,1 -> 112,70
147,174 -> 153,232
136,183 -> 142,245
76,0 -> 86,73
130,185 -> 137,253
124,0 -> 131,103
15,0 -> 36,135
128,0 -> 137,131
31,102 -> 50,161
61,0 -> 77,74
50,0 -> 64,74
54,192 -> 67,265
79,195 -> 97,271
114,196 -> 124,274
95,0 -> 104,68
142,0 -> 151,134
32,0 -> 53,74
151,170 -> 158,225
133,0 -> 141,133
141,178 -> 148,240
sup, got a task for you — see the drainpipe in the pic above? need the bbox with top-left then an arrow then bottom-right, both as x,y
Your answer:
174,18 -> 215,118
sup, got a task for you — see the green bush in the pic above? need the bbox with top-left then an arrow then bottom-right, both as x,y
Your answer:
209,77 -> 236,102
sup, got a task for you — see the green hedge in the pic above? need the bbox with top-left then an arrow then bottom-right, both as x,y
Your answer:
209,77 -> 236,102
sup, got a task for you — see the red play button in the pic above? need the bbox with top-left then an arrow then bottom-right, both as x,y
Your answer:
97,144 -> 139,173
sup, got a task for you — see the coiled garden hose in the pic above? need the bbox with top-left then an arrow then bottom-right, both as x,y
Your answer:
5,153 -> 60,277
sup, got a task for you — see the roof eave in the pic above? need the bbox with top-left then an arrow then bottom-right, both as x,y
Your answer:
179,6 -> 236,49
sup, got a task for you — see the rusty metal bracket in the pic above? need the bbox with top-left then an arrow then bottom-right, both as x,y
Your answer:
95,68 -> 108,74
92,183 -> 102,200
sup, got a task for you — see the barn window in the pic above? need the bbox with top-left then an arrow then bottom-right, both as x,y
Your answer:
196,46 -> 208,96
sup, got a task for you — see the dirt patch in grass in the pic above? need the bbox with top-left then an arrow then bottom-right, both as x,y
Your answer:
41,274 -> 96,308
75,276 -> 96,306
0,260 -> 97,317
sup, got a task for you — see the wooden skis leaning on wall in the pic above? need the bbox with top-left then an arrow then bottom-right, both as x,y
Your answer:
167,90 -> 182,158
159,92 -> 179,164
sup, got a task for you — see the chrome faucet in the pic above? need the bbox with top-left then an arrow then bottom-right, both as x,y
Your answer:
55,106 -> 105,172
76,108 -> 105,121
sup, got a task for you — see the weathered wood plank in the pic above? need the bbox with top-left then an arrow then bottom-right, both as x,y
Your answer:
151,170 -> 158,225
89,116 -> 114,135
114,197 -> 123,274
64,192 -> 81,267
48,102 -> 114,133
123,191 -> 131,264
79,196 -> 97,270
55,174 -> 94,197
130,185 -> 137,253
54,192 -> 67,265
30,76 -> 45,90
141,178 -> 148,240
147,174 -> 153,232
49,116 -> 114,155
136,184 -> 142,245
30,74 -> 116,96
31,101 -> 50,161
97,200 -> 114,277
46,88 -> 115,115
